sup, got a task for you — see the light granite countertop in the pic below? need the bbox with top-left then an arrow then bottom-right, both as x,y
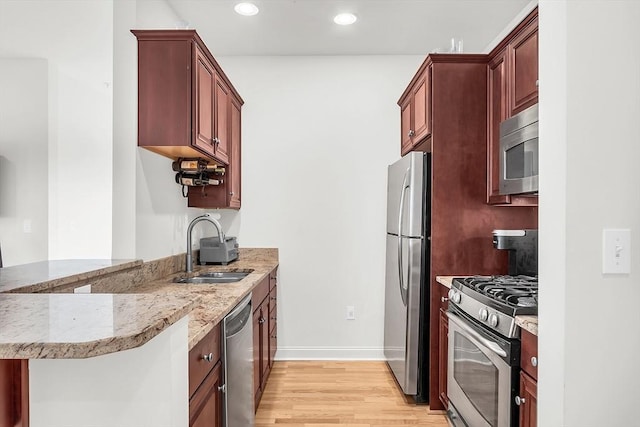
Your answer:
0,293 -> 198,359
435,275 -> 538,337
0,248 -> 279,358
0,259 -> 142,294
126,248 -> 280,349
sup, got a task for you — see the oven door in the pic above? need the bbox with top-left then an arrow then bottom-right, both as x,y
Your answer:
447,310 -> 515,427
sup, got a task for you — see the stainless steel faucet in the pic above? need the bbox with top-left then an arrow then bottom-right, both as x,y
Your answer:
186,214 -> 226,273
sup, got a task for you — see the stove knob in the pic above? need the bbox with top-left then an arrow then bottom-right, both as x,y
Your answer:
453,291 -> 462,304
479,308 -> 488,321
448,289 -> 455,300
489,314 -> 499,327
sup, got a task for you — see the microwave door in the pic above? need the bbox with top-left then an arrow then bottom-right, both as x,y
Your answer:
499,121 -> 538,195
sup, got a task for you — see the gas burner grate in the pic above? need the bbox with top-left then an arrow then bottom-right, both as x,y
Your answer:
458,275 -> 538,309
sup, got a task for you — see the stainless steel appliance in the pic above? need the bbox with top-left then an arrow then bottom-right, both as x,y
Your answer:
492,229 -> 538,275
221,294 -> 254,427
499,104 -> 538,195
447,273 -> 538,427
200,236 -> 239,265
384,152 -> 430,401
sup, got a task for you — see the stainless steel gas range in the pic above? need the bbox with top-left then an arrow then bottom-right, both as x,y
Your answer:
446,230 -> 538,427
447,275 -> 538,427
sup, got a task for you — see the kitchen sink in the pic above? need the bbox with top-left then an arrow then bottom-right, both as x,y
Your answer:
174,271 -> 251,284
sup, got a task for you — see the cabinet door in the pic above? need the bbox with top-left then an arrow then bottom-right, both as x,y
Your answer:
189,362 -> 222,427
411,67 -> 431,144
228,97 -> 242,208
400,96 -> 413,155
509,17 -> 538,115
519,372 -> 537,427
438,307 -> 448,408
260,303 -> 270,390
253,306 -> 261,409
487,50 -> 511,205
213,75 -> 230,165
194,46 -> 215,157
0,360 -> 28,427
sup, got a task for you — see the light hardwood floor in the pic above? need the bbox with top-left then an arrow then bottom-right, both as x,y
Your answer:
256,361 -> 450,426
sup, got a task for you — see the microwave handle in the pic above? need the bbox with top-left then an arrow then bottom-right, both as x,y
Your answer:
447,311 -> 507,357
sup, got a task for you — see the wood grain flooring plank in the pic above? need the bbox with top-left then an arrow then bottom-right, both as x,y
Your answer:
256,361 -> 449,427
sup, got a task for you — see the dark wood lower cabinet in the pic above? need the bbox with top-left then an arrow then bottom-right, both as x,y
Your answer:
253,267 -> 278,411
0,359 -> 28,427
438,307 -> 449,408
189,361 -> 223,427
519,371 -> 537,427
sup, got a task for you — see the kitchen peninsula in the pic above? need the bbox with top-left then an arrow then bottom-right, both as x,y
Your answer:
0,248 -> 279,427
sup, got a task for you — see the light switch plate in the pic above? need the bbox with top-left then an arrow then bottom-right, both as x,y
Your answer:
602,229 -> 631,274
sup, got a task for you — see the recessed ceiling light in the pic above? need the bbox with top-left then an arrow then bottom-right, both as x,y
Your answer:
334,13 -> 357,26
234,2 -> 259,16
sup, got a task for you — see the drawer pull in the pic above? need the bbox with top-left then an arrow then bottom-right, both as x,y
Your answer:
202,352 -> 214,363
531,356 -> 538,367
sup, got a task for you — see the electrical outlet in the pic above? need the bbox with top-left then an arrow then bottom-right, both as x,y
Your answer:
346,305 -> 355,320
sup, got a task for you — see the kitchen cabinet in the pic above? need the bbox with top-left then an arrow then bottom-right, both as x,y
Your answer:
131,29 -> 243,168
253,268 -> 278,410
187,95 -> 242,209
486,7 -> 538,206
437,284 -> 449,409
189,324 -> 222,427
190,362 -> 223,427
398,65 -> 432,155
517,329 -> 538,427
0,360 -> 28,427
268,270 -> 278,368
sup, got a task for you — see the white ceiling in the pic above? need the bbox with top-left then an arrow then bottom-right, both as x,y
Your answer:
166,0 -> 534,56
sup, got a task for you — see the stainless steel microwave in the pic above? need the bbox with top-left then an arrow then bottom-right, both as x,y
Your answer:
499,104 -> 538,195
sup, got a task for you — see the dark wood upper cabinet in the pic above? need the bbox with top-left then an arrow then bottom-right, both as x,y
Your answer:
486,7 -> 538,206
509,16 -> 539,116
131,29 -> 243,167
132,29 -> 244,209
399,65 -> 432,155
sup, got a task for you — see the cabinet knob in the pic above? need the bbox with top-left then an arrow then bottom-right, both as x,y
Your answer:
271,334 -> 277,339
441,297 -> 448,303
271,296 -> 276,300
202,352 -> 214,362
271,316 -> 276,320
259,317 -> 265,324
515,396 -> 526,406
531,356 -> 538,367
229,192 -> 234,196
218,384 -> 226,393
408,129 -> 415,137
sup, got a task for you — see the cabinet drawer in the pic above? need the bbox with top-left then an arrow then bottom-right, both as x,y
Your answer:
252,276 -> 270,310
520,328 -> 538,380
189,323 -> 221,398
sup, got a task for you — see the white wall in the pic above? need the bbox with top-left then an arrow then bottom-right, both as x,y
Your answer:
539,1 -> 640,426
214,56 -> 422,358
0,0 -> 114,260
0,60 -> 49,266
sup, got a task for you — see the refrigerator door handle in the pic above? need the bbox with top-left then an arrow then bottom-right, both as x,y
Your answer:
397,168 -> 410,306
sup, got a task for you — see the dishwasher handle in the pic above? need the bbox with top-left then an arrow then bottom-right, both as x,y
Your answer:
224,295 -> 252,337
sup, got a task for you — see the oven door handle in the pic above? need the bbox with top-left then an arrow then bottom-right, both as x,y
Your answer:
447,311 -> 507,358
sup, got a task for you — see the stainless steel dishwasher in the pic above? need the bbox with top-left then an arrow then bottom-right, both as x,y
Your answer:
221,294 -> 254,427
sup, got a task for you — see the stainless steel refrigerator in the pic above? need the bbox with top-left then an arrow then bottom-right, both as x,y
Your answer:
384,151 -> 430,402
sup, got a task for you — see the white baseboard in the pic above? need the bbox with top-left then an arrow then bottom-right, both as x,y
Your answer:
274,346 -> 385,361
